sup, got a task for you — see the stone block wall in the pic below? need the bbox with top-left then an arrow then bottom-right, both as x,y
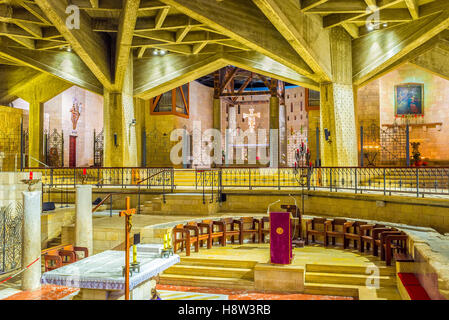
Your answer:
357,63 -> 449,164
0,106 -> 24,171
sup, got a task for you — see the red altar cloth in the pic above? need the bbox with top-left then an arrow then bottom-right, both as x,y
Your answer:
269,212 -> 292,265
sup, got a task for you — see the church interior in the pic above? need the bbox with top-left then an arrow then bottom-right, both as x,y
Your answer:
1,0 -> 449,303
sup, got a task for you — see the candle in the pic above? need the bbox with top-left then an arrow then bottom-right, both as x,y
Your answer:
83,168 -> 87,175
132,244 -> 137,264
29,171 -> 33,180
164,234 -> 168,250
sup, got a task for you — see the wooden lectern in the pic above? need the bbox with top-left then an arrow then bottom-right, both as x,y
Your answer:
269,212 -> 292,265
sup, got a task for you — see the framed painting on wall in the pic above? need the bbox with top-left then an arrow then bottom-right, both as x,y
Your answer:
395,83 -> 424,116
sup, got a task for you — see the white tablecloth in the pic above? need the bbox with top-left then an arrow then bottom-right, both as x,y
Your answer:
41,250 -> 179,291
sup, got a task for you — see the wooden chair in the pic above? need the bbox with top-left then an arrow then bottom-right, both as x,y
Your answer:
173,224 -> 187,254
260,217 -> 270,243
305,218 -> 328,246
42,244 -> 88,272
380,231 -> 408,266
221,218 -> 241,245
372,227 -> 398,257
202,219 -> 225,247
343,221 -> 367,249
193,221 -> 213,249
325,218 -> 347,246
359,224 -> 386,253
236,217 -> 261,244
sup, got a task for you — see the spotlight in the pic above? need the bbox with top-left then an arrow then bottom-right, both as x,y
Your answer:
153,49 -> 159,55
160,50 -> 166,55
383,23 -> 388,27
66,46 -> 72,52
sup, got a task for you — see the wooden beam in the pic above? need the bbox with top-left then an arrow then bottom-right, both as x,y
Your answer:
405,0 -> 420,20
220,66 -> 239,94
114,0 -> 140,90
35,0 -> 113,90
231,73 -> 252,103
155,7 -> 170,29
300,0 -> 330,12
134,53 -> 228,98
353,11 -> 449,85
0,41 -> 103,94
222,51 -> 319,90
159,0 -> 315,78
342,22 -> 359,38
252,0 -> 331,82
323,0 -> 404,29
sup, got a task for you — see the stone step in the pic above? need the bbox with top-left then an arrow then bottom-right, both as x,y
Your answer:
160,274 -> 255,290
304,283 -> 360,297
305,271 -> 396,287
179,257 -> 258,269
164,265 -> 254,280
305,264 -> 396,276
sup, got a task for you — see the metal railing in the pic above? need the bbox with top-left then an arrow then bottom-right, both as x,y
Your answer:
23,167 -> 175,190
24,166 -> 449,198
195,167 -> 449,198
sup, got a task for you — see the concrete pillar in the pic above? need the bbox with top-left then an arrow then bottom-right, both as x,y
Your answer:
75,185 -> 93,256
307,109 -> 321,165
213,98 -> 221,130
134,97 -> 147,167
319,27 -> 358,167
279,103 -> 287,166
269,96 -> 280,167
104,54 -> 138,167
226,105 -> 236,164
28,101 -> 43,167
22,191 -> 41,291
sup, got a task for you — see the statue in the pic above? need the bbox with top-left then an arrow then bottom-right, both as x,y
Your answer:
70,99 -> 82,131
411,142 -> 421,166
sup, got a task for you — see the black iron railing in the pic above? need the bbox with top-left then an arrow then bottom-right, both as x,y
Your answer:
24,166 -> 449,198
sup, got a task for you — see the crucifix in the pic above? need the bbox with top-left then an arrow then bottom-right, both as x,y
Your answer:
243,108 -> 260,133
119,197 -> 136,300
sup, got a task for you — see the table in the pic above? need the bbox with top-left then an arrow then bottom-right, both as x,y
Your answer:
41,249 -> 179,300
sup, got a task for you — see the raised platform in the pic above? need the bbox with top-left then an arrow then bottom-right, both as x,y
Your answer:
160,244 -> 401,300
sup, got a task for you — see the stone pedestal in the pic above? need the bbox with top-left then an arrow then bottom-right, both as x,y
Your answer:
22,191 -> 42,291
75,185 -> 93,255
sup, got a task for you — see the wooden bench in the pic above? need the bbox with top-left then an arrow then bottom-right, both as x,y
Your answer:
41,244 -> 89,272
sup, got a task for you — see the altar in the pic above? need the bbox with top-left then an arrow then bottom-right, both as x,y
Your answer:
41,246 -> 179,300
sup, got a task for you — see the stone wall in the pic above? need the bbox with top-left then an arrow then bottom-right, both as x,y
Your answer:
0,106 -> 24,171
146,81 -> 214,167
44,86 -> 103,167
357,63 -> 449,164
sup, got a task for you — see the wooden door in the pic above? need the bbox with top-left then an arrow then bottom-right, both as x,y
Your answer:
69,135 -> 77,167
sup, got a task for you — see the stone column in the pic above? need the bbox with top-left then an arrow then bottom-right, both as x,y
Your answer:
134,97 -> 147,167
213,98 -> 221,130
269,96 -> 280,167
226,105 -> 236,164
279,103 -> 287,166
319,27 -> 358,167
28,101 -> 44,167
75,185 -> 93,256
104,54 -> 138,167
22,191 -> 41,291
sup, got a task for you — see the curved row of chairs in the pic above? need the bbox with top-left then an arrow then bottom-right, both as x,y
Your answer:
305,218 -> 409,266
173,217 -> 270,256
172,216 -> 409,266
